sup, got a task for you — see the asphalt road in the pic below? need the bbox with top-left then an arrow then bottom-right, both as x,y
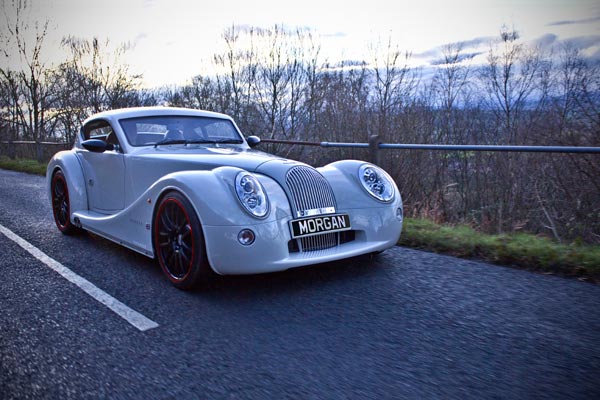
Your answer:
1,168 -> 599,399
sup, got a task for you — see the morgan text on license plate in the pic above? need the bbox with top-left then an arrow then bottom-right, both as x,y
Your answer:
290,214 -> 351,238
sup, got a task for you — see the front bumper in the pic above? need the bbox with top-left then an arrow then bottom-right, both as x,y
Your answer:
202,205 -> 402,275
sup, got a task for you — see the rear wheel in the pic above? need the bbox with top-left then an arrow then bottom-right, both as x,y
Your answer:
153,191 -> 210,290
51,170 -> 79,235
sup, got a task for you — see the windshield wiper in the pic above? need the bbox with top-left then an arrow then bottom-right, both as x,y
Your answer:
187,139 -> 244,145
154,139 -> 188,148
153,138 -> 244,148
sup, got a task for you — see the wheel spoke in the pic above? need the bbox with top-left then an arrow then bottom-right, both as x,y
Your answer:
180,241 -> 192,254
54,181 -> 64,197
161,210 -> 175,231
172,206 -> 182,231
180,224 -> 191,237
177,253 -> 184,276
180,248 -> 191,267
167,249 -> 176,269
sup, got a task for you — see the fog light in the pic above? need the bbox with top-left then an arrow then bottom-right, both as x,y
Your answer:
396,208 -> 403,221
237,229 -> 255,246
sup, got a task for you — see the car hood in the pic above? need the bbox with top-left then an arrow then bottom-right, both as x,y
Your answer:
132,146 -> 290,171
129,145 -> 308,182
124,145 -> 319,210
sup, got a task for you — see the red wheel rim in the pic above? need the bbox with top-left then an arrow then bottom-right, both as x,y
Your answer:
155,198 -> 195,282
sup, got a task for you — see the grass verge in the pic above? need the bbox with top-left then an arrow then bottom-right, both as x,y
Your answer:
0,156 -> 46,176
400,218 -> 600,283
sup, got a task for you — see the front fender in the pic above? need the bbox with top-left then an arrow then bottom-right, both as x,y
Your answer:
155,166 -> 292,228
150,167 -> 292,271
47,150 -> 88,215
318,160 -> 403,212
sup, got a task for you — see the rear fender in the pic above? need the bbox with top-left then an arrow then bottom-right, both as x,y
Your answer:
47,150 -> 88,215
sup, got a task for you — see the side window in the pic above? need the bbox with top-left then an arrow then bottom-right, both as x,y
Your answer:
83,120 -> 121,151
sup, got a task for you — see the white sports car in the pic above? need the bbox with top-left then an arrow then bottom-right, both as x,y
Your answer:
47,107 -> 403,289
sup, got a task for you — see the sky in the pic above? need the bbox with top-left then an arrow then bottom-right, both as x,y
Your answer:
3,0 -> 600,87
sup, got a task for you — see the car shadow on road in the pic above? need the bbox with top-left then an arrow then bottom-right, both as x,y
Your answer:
78,229 -> 389,297
195,254 -> 387,297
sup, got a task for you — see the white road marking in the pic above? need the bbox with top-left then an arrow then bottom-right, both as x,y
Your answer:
0,223 -> 159,332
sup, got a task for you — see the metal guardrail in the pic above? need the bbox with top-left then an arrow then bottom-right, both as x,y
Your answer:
0,140 -> 71,162
261,138 -> 600,153
2,138 -> 599,165
261,136 -> 600,164
0,140 -> 70,146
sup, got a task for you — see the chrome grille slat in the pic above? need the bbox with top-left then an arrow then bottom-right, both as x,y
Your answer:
286,166 -> 337,218
300,232 -> 337,252
286,166 -> 339,253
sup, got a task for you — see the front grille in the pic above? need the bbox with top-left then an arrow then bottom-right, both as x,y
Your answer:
286,166 -> 337,218
288,230 -> 356,253
285,166 -> 344,253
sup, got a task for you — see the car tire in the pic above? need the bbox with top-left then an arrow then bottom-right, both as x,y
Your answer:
153,191 -> 211,290
51,170 -> 80,235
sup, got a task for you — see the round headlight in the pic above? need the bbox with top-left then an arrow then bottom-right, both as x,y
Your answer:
358,164 -> 395,202
235,172 -> 269,218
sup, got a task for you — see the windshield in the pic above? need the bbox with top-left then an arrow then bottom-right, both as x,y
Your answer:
119,115 -> 244,147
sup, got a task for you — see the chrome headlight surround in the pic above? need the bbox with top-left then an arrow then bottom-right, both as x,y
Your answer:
358,164 -> 395,202
235,172 -> 269,218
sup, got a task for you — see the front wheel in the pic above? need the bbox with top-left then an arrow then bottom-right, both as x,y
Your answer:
153,191 -> 211,290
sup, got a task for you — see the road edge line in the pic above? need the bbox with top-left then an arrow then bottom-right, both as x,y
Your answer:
0,223 -> 159,332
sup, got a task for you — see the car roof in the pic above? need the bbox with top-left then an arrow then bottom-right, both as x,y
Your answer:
83,107 -> 232,125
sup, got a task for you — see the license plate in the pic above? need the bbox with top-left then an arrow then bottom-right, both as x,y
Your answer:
289,214 -> 351,239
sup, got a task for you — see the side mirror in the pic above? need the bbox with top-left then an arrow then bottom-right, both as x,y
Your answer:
82,139 -> 112,153
246,136 -> 261,148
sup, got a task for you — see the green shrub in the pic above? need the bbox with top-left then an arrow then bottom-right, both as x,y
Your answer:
0,156 -> 47,176
400,218 -> 600,282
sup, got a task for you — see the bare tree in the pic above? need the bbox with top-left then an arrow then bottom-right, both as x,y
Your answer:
480,26 -> 542,144
428,43 -> 473,220
369,36 -> 417,142
213,25 -> 256,124
60,36 -> 142,113
477,26 -> 545,232
0,0 -> 56,159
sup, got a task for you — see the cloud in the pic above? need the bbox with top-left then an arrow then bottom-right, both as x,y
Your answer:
414,35 -> 494,61
533,33 -> 558,49
323,59 -> 367,70
562,35 -> 600,50
429,52 -> 483,66
452,36 -> 497,50
321,32 -> 347,38
130,32 -> 148,49
142,0 -> 158,8
547,16 -> 600,26
414,48 -> 440,59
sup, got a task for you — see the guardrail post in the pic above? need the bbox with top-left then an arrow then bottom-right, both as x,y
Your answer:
8,140 -> 15,159
369,134 -> 381,165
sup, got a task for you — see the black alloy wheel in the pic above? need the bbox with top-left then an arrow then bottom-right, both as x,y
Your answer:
51,170 -> 78,235
154,191 -> 209,290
